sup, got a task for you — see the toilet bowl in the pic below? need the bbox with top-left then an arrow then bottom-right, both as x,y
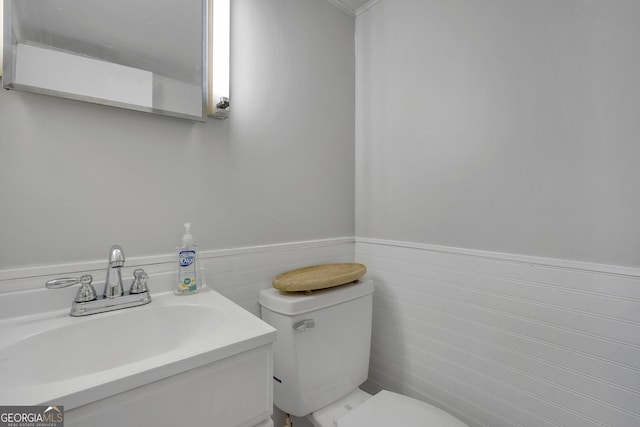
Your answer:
259,279 -> 469,427
308,388 -> 467,427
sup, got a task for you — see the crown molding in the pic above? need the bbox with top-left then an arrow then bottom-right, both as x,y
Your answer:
323,0 -> 355,16
322,0 -> 383,17
355,0 -> 382,16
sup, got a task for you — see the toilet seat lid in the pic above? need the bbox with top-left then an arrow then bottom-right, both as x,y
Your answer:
336,390 -> 468,427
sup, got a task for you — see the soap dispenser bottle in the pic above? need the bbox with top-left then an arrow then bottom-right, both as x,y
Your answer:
176,222 -> 199,295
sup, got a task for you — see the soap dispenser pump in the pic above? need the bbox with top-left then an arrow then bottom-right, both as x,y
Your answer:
176,222 -> 199,295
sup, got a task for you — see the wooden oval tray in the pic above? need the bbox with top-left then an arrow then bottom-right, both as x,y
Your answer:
273,263 -> 367,292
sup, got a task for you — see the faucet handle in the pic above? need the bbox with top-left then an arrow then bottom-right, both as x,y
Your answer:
46,277 -> 83,289
130,269 -> 149,294
75,275 -> 98,302
46,274 -> 92,289
46,274 -> 97,303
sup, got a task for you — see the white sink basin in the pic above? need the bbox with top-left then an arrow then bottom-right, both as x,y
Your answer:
0,276 -> 276,410
1,304 -> 224,386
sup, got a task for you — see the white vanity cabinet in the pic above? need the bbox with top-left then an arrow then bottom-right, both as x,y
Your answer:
65,344 -> 274,427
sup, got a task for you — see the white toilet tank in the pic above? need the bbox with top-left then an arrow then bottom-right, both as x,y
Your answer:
259,280 -> 374,417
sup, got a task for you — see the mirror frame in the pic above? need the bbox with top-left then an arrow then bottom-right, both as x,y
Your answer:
2,0 -> 209,122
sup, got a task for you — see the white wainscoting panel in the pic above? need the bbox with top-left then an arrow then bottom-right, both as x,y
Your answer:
356,238 -> 640,427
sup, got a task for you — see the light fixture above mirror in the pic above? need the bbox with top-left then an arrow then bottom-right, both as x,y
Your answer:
208,0 -> 230,119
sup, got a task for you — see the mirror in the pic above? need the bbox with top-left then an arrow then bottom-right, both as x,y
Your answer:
2,0 -> 207,121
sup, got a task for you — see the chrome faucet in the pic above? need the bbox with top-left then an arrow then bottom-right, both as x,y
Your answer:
45,244 -> 151,316
104,245 -> 125,298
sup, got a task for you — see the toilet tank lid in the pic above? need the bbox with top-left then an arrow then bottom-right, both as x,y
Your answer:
336,390 -> 469,427
259,279 -> 373,316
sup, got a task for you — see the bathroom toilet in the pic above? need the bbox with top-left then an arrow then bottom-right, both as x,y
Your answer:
259,279 -> 468,427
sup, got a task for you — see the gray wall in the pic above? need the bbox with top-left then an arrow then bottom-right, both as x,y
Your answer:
0,0 -> 355,270
355,0 -> 640,267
